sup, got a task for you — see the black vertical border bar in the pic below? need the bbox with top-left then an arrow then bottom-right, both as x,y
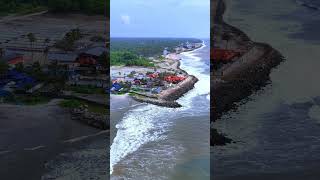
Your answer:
210,0 -> 214,178
105,0 -> 111,177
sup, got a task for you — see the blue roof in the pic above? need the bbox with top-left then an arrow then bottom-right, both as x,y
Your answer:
0,89 -> 10,97
6,70 -> 36,88
48,53 -> 78,62
112,83 -> 122,91
82,46 -> 107,56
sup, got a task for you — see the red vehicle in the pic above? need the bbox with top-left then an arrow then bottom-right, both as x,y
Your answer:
164,76 -> 186,83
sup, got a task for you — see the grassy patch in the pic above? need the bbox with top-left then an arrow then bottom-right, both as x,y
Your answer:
111,51 -> 155,67
15,95 -> 51,105
65,85 -> 105,94
59,99 -> 83,109
59,99 -> 107,114
0,4 -> 47,16
87,102 -> 107,114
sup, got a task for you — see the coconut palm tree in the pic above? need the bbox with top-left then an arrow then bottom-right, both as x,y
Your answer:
43,38 -> 51,65
0,48 -> 4,57
0,61 -> 8,78
27,33 -> 37,62
222,33 -> 231,49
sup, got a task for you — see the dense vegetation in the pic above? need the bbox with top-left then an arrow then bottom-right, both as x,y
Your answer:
111,38 -> 202,57
55,28 -> 82,51
0,0 -> 47,16
111,51 -> 154,67
47,0 -> 108,15
65,84 -> 105,94
0,0 -> 109,16
0,61 -> 9,76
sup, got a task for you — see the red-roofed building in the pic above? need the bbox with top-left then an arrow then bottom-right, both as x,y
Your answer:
164,76 -> 186,83
211,48 -> 241,62
2,51 -> 24,66
147,73 -> 158,79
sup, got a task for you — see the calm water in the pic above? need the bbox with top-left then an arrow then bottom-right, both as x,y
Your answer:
110,40 -> 210,180
213,0 -> 320,179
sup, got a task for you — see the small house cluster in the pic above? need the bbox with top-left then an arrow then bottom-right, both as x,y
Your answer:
111,71 -> 186,95
211,48 -> 242,71
172,41 -> 203,54
0,27 -> 108,101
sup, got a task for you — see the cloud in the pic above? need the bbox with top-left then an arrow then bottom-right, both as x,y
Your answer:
121,15 -> 131,25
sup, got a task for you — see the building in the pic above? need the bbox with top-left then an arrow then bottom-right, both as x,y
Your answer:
77,46 -> 107,66
163,48 -> 170,56
48,52 -> 79,68
211,48 -> 241,62
1,50 -> 24,67
164,75 -> 186,84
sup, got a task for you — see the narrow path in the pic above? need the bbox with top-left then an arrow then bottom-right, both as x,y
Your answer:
0,10 -> 48,23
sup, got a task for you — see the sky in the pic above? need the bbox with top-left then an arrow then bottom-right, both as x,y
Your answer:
110,0 -> 210,38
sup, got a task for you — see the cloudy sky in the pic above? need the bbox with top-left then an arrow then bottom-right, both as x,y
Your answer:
110,0 -> 210,38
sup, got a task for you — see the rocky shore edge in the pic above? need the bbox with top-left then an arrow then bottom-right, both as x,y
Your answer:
211,0 -> 284,146
128,45 -> 202,108
70,105 -> 109,130
131,75 -> 199,108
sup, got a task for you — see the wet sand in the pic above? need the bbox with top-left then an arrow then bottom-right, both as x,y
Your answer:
0,99 -> 108,179
110,95 -> 140,142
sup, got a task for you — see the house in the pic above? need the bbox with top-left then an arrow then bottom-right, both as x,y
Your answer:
112,76 -> 126,82
2,51 -> 24,67
48,52 -> 78,68
111,82 -> 122,92
6,70 -> 36,92
78,46 -> 107,66
133,79 -> 142,85
0,89 -> 11,100
211,48 -> 241,62
147,73 -> 158,79
183,42 -> 193,49
164,75 -> 186,84
163,48 -> 170,56
151,87 -> 162,94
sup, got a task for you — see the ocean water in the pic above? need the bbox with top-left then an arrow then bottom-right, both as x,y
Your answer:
110,40 -> 210,180
213,0 -> 320,179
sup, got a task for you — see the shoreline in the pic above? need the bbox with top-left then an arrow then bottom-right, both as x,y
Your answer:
211,0 -> 284,146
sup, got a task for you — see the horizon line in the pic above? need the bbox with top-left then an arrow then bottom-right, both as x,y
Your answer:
110,36 -> 209,39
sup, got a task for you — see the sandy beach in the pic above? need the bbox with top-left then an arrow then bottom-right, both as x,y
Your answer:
110,94 -> 140,142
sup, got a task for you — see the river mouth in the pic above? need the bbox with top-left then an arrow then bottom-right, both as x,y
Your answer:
110,40 -> 210,179
213,0 -> 320,178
